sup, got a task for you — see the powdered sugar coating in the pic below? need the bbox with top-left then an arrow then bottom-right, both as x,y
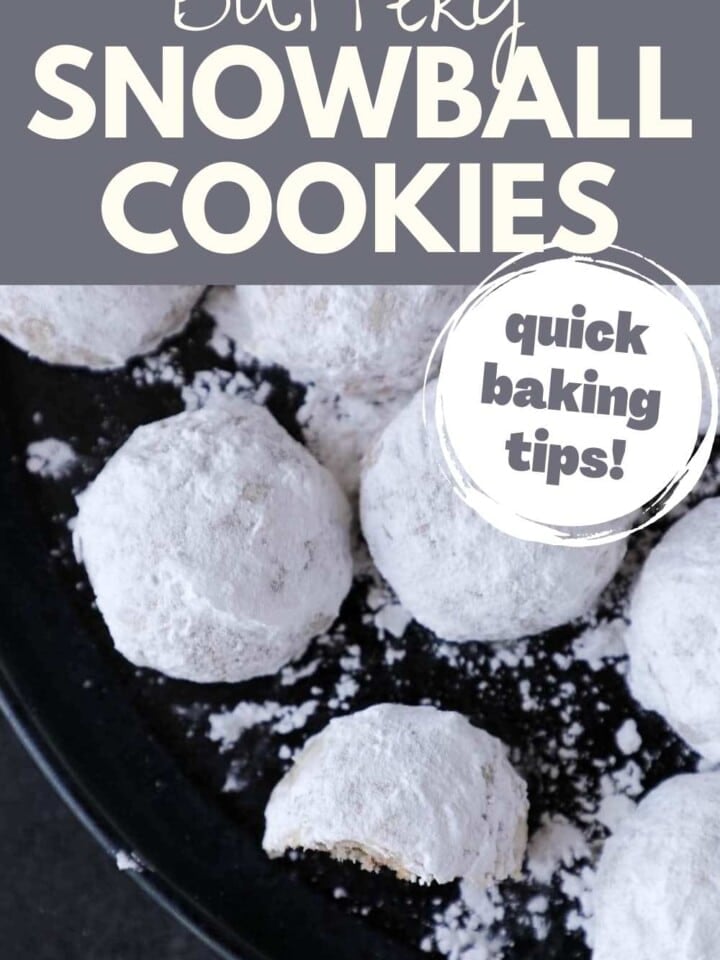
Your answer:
263,703 -> 528,887
298,383 -> 411,497
593,773 -> 720,960
0,285 -> 203,369
360,384 -> 626,643
626,498 -> 720,760
73,401 -> 353,683
209,285 -> 471,395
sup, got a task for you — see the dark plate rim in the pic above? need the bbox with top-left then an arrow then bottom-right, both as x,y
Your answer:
0,674 -> 242,960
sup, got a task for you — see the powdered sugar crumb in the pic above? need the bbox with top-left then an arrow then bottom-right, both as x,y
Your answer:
208,326 -> 234,358
115,850 -> 144,873
615,719 -> 642,756
527,816 -> 591,885
181,369 -> 255,412
131,351 -> 184,388
131,343 -> 272,415
222,765 -> 250,794
280,658 -> 321,687
329,676 -> 359,710
422,882 -> 507,960
573,619 -> 627,670
374,602 -> 412,639
209,702 -> 281,750
364,581 -> 413,644
26,438 -> 78,479
273,700 -> 319,735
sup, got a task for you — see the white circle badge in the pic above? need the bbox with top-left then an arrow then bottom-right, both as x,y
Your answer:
427,247 -> 718,546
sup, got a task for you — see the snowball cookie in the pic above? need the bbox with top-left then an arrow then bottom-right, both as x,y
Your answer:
263,703 -> 528,886
360,383 -> 626,643
626,498 -> 720,760
208,285 -> 472,395
73,401 -> 353,682
0,285 -> 203,368
593,773 -> 720,960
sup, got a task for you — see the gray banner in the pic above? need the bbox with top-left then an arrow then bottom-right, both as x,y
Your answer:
0,0 -> 717,283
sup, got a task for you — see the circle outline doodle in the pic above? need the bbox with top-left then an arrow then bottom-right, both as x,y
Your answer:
424,246 -> 718,547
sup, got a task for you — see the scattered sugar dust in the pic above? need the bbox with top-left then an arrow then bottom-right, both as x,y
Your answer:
208,699 -> 319,752
422,883 -> 507,960
131,336 -> 273,414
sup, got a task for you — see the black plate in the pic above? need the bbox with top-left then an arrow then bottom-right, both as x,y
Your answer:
0,302 -> 711,960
